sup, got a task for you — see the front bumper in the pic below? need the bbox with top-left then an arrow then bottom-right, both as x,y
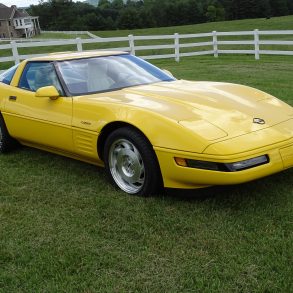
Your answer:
155,138 -> 293,189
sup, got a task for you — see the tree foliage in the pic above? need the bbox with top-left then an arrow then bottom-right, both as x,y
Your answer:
28,0 -> 293,31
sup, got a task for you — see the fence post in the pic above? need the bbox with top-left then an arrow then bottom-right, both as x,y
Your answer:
76,37 -> 83,52
212,31 -> 218,57
128,34 -> 135,55
174,33 -> 180,62
11,41 -> 20,64
254,29 -> 260,60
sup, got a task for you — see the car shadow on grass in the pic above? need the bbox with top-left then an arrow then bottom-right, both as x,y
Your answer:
169,168 -> 292,194
162,168 -> 293,212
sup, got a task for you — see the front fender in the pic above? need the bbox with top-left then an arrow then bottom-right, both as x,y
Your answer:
72,101 -> 210,153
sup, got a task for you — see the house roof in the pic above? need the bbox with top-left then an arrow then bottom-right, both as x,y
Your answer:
0,4 -> 14,20
0,3 -> 30,20
14,9 -> 29,18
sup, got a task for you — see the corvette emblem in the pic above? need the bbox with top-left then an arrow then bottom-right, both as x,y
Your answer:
253,118 -> 266,125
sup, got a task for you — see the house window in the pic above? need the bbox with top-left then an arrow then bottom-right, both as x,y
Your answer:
20,19 -> 22,26
15,19 -> 18,26
8,20 -> 11,26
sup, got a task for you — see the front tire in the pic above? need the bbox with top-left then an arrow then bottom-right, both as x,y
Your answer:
0,114 -> 16,153
104,127 -> 162,196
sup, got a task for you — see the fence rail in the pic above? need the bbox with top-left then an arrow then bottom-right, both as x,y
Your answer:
41,30 -> 99,38
0,31 -> 98,43
0,29 -> 292,68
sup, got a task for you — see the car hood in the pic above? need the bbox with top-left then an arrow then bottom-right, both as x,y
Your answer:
124,80 -> 293,140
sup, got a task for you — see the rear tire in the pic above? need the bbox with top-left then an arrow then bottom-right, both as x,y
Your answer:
0,114 -> 17,153
104,127 -> 162,196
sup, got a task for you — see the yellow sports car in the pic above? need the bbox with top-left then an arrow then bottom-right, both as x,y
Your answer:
0,51 -> 292,195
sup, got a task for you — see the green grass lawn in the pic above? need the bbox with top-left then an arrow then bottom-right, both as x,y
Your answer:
0,55 -> 292,292
33,32 -> 90,39
93,15 -> 293,37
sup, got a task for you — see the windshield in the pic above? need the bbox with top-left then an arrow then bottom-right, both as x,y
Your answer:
56,54 -> 175,95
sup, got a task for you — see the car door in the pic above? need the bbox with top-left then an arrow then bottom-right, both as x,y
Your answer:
3,61 -> 73,152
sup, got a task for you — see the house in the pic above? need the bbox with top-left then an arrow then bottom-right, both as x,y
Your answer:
0,3 -> 40,38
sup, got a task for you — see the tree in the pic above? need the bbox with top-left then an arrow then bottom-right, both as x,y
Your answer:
27,0 -> 292,32
205,1 -> 225,22
111,0 -> 124,9
117,7 -> 142,29
98,0 -> 111,9
186,0 -> 205,24
206,5 -> 217,21
270,0 -> 289,16
259,0 -> 272,18
138,8 -> 156,28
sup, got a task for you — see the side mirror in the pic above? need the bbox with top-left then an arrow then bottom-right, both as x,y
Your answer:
162,69 -> 174,78
35,86 -> 60,100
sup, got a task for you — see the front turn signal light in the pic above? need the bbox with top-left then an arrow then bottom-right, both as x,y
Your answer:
174,157 -> 188,167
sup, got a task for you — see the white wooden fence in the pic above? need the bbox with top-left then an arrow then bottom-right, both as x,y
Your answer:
0,29 -> 292,68
41,30 -> 99,38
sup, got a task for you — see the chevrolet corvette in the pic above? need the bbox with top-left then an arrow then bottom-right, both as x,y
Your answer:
0,51 -> 292,195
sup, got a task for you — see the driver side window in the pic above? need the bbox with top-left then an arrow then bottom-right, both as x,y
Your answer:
19,62 -> 64,96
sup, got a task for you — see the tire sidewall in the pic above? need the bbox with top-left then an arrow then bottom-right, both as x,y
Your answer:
0,114 -> 16,153
104,127 -> 162,196
0,116 -> 8,153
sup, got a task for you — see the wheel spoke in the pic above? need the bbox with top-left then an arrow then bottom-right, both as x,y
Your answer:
109,138 -> 145,194
136,176 -> 144,185
121,141 -> 132,150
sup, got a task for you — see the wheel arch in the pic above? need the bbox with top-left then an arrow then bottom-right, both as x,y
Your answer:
97,121 -> 154,162
0,111 -> 14,137
0,111 -> 6,125
0,110 -> 18,152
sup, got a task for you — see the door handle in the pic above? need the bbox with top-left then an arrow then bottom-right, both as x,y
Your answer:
9,96 -> 17,101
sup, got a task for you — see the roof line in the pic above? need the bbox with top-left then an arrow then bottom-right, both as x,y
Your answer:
9,6 -> 16,19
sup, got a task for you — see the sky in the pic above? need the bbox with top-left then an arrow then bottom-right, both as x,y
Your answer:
2,0 -> 41,6
2,0 -> 83,7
